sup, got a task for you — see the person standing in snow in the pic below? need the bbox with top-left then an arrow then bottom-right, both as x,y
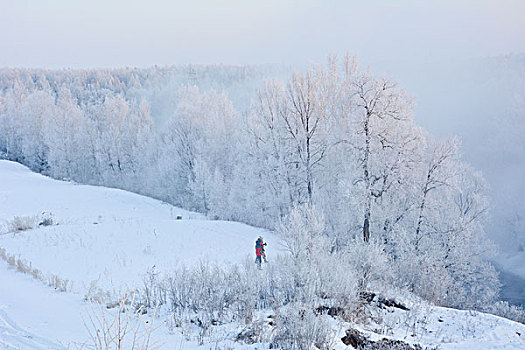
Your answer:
255,236 -> 267,268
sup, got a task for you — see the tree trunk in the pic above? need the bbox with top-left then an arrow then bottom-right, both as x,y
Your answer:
363,215 -> 370,243
362,109 -> 372,242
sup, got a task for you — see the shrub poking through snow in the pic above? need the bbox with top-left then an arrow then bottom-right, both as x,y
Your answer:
341,328 -> 427,349
136,255 -> 361,348
488,301 -> 525,324
6,212 -> 56,233
8,215 -> 39,232
0,248 -> 70,292
270,307 -> 336,350
84,290 -> 160,350
38,211 -> 55,227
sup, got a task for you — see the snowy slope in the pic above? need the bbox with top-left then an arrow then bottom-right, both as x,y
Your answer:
0,259 -> 87,349
0,160 -> 524,349
0,160 -> 282,349
0,160 -> 282,294
359,299 -> 525,350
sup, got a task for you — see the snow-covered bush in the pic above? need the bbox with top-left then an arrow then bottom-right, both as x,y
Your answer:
279,204 -> 327,260
84,280 -> 111,303
0,221 -> 7,235
8,215 -> 39,232
0,248 -> 6,261
0,248 -> 70,292
85,291 -> 160,350
345,240 -> 393,295
6,212 -> 56,233
270,307 -> 336,350
488,301 -> 524,324
277,205 -> 360,308
140,252 -> 359,347
142,265 -> 167,309
39,211 -> 55,227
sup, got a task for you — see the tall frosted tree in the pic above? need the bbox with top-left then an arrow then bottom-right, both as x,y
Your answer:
43,88 -> 87,180
158,86 -> 240,215
346,73 -> 421,242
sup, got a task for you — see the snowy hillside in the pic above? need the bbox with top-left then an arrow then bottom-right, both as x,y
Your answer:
0,160 -> 281,293
1,160 -> 524,349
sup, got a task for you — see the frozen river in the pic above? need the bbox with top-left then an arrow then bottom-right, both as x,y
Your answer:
498,267 -> 525,308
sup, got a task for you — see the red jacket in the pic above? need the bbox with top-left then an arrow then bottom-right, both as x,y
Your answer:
255,239 -> 266,256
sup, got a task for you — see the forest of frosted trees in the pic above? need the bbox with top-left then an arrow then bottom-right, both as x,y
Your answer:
0,57 -> 504,311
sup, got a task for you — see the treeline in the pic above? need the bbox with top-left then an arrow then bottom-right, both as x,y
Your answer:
0,57 -> 501,310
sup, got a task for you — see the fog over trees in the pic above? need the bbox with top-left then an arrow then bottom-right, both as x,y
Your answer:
378,55 -> 525,255
0,56 -> 517,311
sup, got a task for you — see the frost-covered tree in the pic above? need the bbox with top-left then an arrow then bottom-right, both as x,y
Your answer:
279,204 -> 328,260
346,73 -> 421,242
17,90 -> 56,172
43,88 -> 88,180
396,140 -> 499,308
278,204 -> 358,308
82,95 -> 153,188
247,58 -> 352,225
157,87 -> 240,215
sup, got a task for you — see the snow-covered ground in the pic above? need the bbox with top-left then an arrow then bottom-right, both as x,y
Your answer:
0,160 -> 281,294
361,298 -> 525,350
0,258 -> 87,349
0,160 -> 524,349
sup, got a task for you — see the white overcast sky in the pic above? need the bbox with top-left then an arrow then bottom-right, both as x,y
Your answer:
0,0 -> 524,68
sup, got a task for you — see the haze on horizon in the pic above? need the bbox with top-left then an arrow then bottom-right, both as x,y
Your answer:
1,0 -> 524,68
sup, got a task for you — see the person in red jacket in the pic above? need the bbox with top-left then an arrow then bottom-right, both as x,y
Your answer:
255,236 -> 267,268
